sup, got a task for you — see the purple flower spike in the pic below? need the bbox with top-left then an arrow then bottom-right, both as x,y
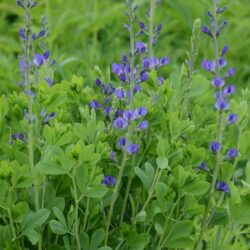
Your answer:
33,54 -> 45,67
223,85 -> 235,96
210,141 -> 221,153
143,58 -> 155,69
211,77 -> 225,88
219,58 -> 227,67
137,120 -> 148,131
201,60 -> 216,72
227,67 -> 236,77
118,137 -> 127,149
127,144 -> 139,155
227,148 -> 238,159
101,175 -> 116,187
89,100 -> 101,110
115,89 -> 126,99
216,181 -> 230,193
123,110 -> 135,121
160,57 -> 169,66
202,26 -> 213,37
198,162 -> 209,171
227,113 -> 238,125
136,41 -> 147,54
135,107 -> 147,118
215,99 -> 229,111
18,28 -> 26,40
114,117 -> 128,129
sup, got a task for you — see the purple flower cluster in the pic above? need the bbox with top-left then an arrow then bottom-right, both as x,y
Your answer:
200,6 -> 240,194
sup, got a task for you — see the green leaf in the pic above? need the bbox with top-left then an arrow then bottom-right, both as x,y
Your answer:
164,221 -> 193,248
49,220 -> 68,235
231,194 -> 250,224
89,228 -> 105,250
75,165 -> 88,192
24,229 -> 39,245
239,131 -> 250,156
183,180 -> 209,196
135,165 -> 152,190
53,207 -> 68,228
156,156 -> 170,170
85,185 -> 108,198
24,209 -> 50,230
246,161 -> 250,183
55,132 -> 72,147
188,74 -> 210,98
128,232 -> 150,250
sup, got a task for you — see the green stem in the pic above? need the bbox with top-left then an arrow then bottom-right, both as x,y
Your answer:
149,0 -> 155,59
7,208 -> 17,240
71,175 -> 81,250
119,173 -> 133,226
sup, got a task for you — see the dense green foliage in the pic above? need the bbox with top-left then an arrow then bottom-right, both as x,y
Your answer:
0,0 -> 249,250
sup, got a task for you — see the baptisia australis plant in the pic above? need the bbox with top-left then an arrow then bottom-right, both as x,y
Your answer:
88,0 -> 168,245
196,0 -> 239,248
17,0 -> 54,249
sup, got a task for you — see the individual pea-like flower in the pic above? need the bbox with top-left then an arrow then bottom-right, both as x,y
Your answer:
137,120 -> 148,131
123,110 -> 136,121
103,84 -> 115,95
227,67 -> 236,77
96,78 -> 102,87
115,89 -> 126,99
201,60 -> 216,72
211,77 -> 225,88
227,113 -> 238,125
159,57 -> 169,66
45,112 -> 56,123
202,26 -> 213,37
33,51 -> 50,67
140,69 -> 149,82
198,161 -> 209,171
216,181 -> 230,193
136,41 -> 147,54
133,84 -> 142,93
89,100 -> 101,110
12,132 -> 25,142
223,85 -> 235,96
227,148 -> 238,159
215,99 -> 229,111
20,58 -> 26,72
156,23 -> 163,32
104,106 -> 113,117
127,144 -> 139,154
143,58 -> 155,69
138,21 -> 146,30
135,107 -> 147,118
210,141 -> 221,152
45,78 -> 53,87
111,151 -> 116,161
221,45 -> 229,56
219,58 -> 227,67
101,175 -> 116,187
114,117 -> 128,129
158,77 -> 164,84
18,28 -> 26,40
118,137 -> 127,149
214,91 -> 225,101
111,63 -> 123,76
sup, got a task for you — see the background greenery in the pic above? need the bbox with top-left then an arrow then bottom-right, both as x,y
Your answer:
0,0 -> 250,94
